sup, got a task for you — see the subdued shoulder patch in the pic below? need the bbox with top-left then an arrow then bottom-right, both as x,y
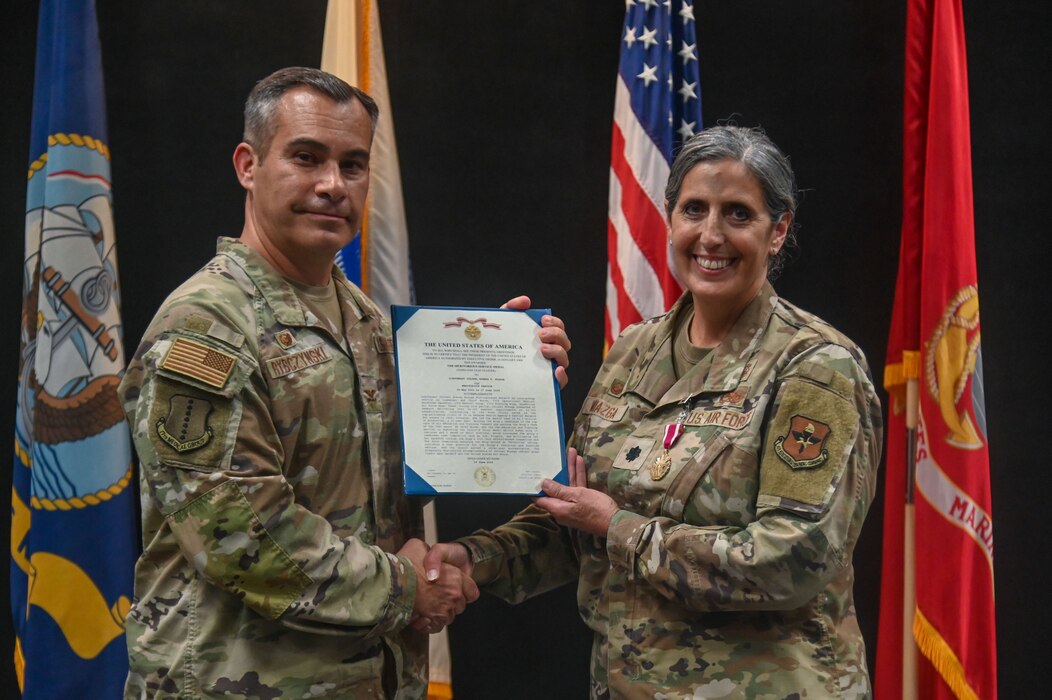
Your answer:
156,394 -> 215,452
205,323 -> 245,348
181,315 -> 246,349
791,360 -> 835,387
182,315 -> 214,335
148,381 -> 235,472
160,337 -> 237,389
759,379 -> 859,511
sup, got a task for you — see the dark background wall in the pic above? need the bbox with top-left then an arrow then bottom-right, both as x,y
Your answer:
1,1 -> 1048,697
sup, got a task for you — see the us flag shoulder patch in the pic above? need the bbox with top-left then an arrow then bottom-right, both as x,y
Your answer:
160,337 -> 237,389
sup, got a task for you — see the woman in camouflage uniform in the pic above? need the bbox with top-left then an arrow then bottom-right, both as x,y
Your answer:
442,127 -> 883,699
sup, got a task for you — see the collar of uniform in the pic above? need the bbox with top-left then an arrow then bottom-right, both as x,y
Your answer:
626,294 -> 689,403
628,283 -> 779,405
217,237 -> 366,328
700,282 -> 778,393
332,271 -> 368,326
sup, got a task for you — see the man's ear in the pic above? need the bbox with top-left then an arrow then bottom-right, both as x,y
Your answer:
232,142 -> 258,191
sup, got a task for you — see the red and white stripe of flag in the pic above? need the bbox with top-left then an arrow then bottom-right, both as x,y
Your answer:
605,76 -> 682,350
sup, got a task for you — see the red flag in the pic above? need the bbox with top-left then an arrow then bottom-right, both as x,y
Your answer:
876,0 -> 997,698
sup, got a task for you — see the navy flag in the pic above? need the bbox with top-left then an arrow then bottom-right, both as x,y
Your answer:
12,0 -> 137,696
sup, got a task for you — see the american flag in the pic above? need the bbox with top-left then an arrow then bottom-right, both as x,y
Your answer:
160,337 -> 236,389
606,0 -> 702,349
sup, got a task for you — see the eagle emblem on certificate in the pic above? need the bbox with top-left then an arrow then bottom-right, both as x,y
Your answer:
474,466 -> 496,487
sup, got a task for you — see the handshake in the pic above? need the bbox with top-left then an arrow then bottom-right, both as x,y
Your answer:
397,539 -> 477,635
393,448 -> 614,635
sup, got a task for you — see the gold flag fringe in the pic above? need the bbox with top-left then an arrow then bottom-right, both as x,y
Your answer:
913,607 -> 981,700
427,681 -> 453,699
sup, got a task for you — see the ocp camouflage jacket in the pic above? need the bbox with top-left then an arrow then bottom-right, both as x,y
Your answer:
120,238 -> 426,699
462,284 -> 882,699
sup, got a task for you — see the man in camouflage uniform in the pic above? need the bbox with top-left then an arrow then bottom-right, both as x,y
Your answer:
452,283 -> 882,698
120,67 -> 552,699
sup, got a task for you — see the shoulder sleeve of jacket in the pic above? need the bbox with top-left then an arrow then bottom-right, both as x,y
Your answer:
756,342 -> 876,518
123,298 -> 416,638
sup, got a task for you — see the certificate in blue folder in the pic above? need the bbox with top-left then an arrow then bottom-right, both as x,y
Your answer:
391,305 -> 567,495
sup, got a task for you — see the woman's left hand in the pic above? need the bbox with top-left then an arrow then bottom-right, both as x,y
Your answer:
500,295 -> 571,388
535,447 -> 618,537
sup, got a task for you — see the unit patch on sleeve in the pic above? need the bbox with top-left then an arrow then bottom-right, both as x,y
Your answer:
160,337 -> 237,389
148,379 -> 237,471
774,415 -> 832,469
156,394 -> 214,452
758,379 -> 859,511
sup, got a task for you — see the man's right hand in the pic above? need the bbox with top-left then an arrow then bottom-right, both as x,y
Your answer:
421,542 -> 472,580
397,539 -> 478,634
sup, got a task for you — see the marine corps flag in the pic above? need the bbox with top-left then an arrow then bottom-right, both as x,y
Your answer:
12,0 -> 137,697
876,0 -> 997,698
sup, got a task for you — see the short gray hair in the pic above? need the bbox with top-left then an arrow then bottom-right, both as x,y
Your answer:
664,126 -> 799,279
243,67 -> 379,157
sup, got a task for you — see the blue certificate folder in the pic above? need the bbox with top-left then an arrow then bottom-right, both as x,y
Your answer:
391,305 -> 567,495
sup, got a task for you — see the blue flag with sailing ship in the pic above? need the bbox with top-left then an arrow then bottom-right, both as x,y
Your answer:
11,0 -> 137,696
